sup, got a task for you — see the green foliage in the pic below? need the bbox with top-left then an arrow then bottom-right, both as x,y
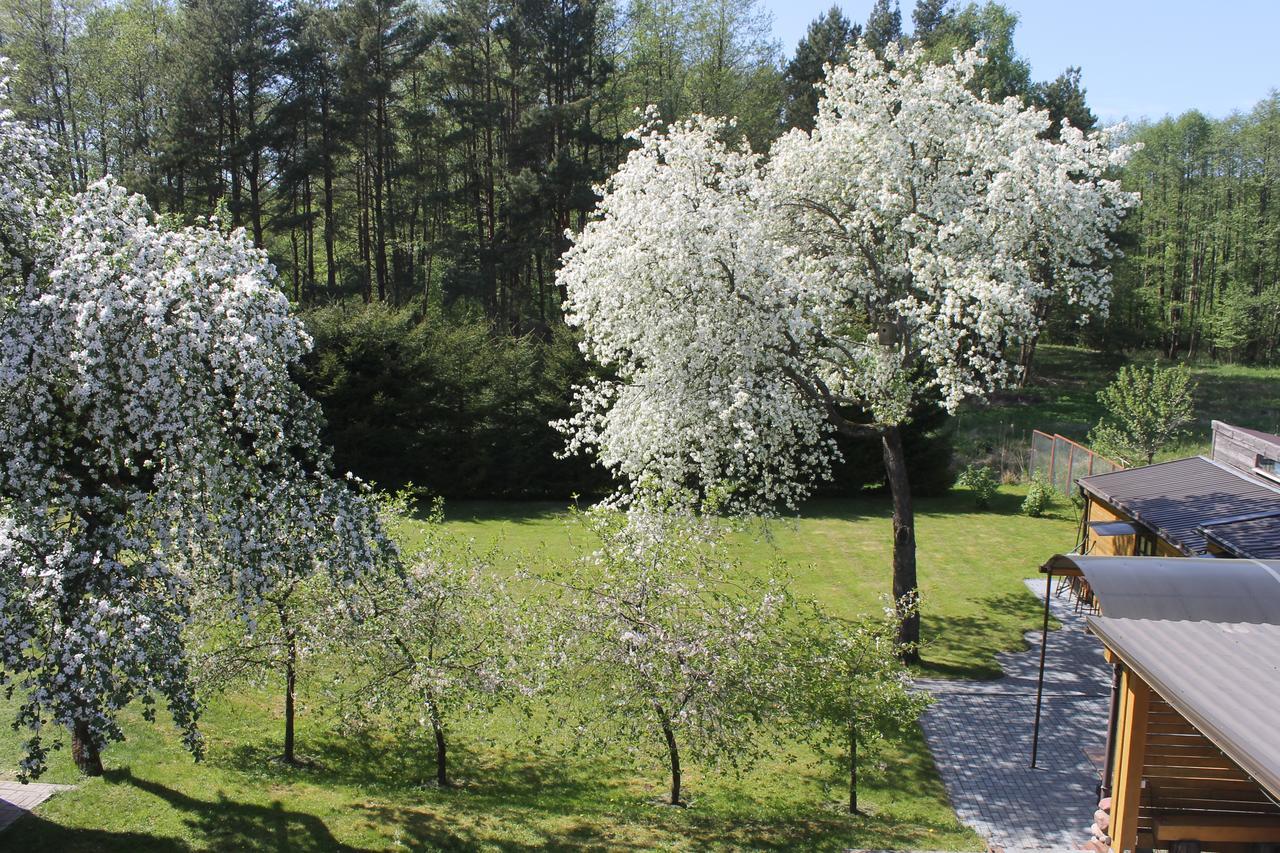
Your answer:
957,464 -> 997,509
298,302 -> 609,498
914,2 -> 1031,101
862,0 -> 902,56
782,4 -> 858,131
789,599 -> 930,814
1020,475 -> 1054,518
821,398 -> 958,498
1103,95 -> 1280,364
1088,362 -> 1197,466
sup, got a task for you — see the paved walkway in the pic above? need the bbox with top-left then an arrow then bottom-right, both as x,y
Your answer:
918,579 -> 1111,851
0,781 -> 72,833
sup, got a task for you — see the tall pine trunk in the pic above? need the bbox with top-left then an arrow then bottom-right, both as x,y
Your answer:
881,425 -> 920,663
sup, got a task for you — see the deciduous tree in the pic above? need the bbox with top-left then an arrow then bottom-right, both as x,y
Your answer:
536,506 -> 793,806
1089,362 -> 1197,466
0,80 -> 393,778
557,44 -> 1136,658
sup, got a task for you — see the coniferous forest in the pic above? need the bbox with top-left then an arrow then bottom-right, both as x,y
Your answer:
3,0 -> 1278,494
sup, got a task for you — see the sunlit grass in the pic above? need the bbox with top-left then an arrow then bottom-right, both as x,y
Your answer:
2,485 -> 1079,851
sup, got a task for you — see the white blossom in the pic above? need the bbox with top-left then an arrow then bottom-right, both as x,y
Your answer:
0,65 -> 393,779
557,45 -> 1138,511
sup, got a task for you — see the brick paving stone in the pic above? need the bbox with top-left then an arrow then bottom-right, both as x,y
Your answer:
917,579 -> 1110,851
0,780 -> 73,833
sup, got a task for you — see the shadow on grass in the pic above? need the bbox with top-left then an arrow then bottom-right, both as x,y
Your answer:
4,768 -> 364,853
2,815 -> 192,853
438,500 -> 570,525
918,589 -> 1046,681
211,727 -> 606,807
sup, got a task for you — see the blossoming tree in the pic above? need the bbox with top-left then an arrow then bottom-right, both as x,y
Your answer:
0,67 -> 393,778
342,498 -> 521,787
557,44 -> 1137,656
537,507 -> 793,806
792,600 -> 929,814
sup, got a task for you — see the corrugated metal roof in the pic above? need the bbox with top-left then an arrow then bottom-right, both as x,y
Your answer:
1201,511 -> 1280,560
1087,616 -> 1280,799
1078,456 -> 1280,555
1049,554 -> 1280,621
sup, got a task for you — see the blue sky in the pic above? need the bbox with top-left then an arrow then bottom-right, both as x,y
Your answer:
763,1 -> 1280,124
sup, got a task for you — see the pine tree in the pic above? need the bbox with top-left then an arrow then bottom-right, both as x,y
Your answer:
1031,66 -> 1096,139
782,5 -> 857,132
910,0 -> 950,38
863,0 -> 902,56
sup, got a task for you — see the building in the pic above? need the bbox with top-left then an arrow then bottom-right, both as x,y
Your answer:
1075,421 -> 1280,560
1042,555 -> 1280,850
1030,422 -> 1280,848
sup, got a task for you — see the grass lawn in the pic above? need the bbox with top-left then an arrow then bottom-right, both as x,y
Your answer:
2,487 -> 1078,851
955,344 -> 1280,472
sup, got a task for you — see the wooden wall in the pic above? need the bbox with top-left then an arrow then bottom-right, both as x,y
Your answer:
1109,668 -> 1280,852
1212,420 -> 1280,478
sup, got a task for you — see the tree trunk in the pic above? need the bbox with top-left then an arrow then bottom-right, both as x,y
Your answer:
429,701 -> 448,787
282,607 -> 298,765
71,719 -> 103,776
848,717 -> 858,814
1018,331 -> 1040,388
881,425 -> 920,662
656,705 -> 681,805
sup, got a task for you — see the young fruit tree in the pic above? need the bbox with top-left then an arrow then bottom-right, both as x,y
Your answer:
790,600 -> 929,814
1088,362 -> 1197,466
557,44 -> 1138,658
341,499 -> 521,787
192,475 -> 388,769
0,68 -> 394,778
536,506 -> 794,806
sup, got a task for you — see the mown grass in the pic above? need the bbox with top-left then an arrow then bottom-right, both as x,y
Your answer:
954,344 -> 1280,472
2,486 -> 1078,851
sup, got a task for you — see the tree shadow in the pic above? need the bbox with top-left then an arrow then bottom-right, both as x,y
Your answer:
107,768 -> 366,853
2,814 -> 192,853
211,725 -> 604,807
438,500 -> 570,526
917,589 -> 1049,680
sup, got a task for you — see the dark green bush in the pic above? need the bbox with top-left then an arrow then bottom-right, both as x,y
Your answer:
298,302 -> 610,499
298,303 -> 955,501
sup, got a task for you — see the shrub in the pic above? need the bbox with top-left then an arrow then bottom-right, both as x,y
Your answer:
297,302 -> 611,499
957,464 -> 998,509
1021,476 -> 1055,518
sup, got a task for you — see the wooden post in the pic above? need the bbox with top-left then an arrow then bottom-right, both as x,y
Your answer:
1110,668 -> 1151,853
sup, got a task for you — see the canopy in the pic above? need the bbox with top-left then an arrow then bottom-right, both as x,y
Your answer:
1042,554 -> 1280,622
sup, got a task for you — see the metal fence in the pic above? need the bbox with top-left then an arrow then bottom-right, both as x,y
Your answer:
1029,430 -> 1124,495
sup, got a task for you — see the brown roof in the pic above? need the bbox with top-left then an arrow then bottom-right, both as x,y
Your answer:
1088,615 -> 1280,799
1200,510 -> 1280,560
1078,456 -> 1280,555
1232,424 -> 1280,448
